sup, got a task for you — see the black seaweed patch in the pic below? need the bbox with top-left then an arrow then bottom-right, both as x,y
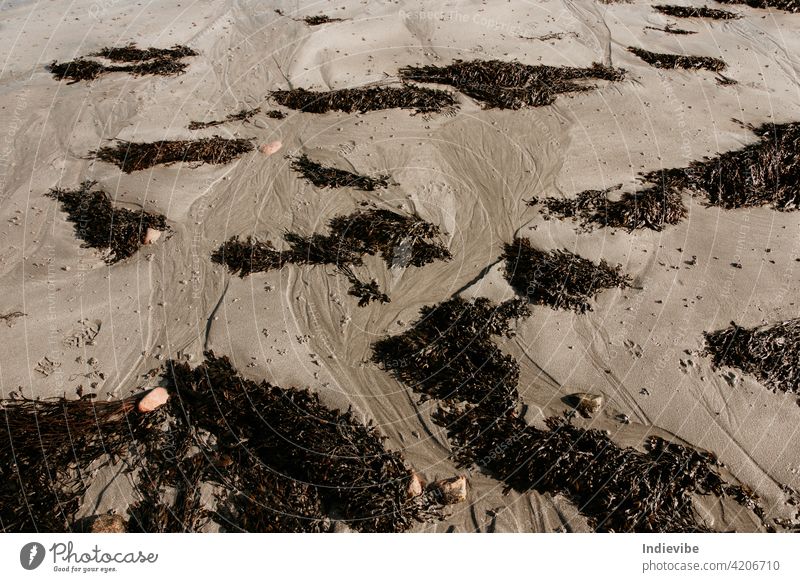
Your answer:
290,154 -> 390,191
716,0 -> 799,13
46,181 -> 168,263
628,47 -> 727,71
704,318 -> 800,395
502,238 -> 631,313
270,85 -> 458,115
212,208 -> 451,306
188,108 -> 260,130
654,5 -> 740,19
373,297 -> 766,532
398,59 -> 625,109
49,45 -> 196,83
92,136 -> 254,172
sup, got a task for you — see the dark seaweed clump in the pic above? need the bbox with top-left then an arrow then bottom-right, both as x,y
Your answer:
435,405 -> 757,532
209,455 -> 329,533
645,24 -> 698,35
48,59 -> 107,83
0,394 -> 156,532
537,122 -> 800,229
339,265 -> 390,307
291,154 -> 389,191
704,318 -> 800,395
398,59 -> 625,109
123,371 -> 332,534
628,47 -> 727,72
270,85 -> 458,115
163,353 -> 442,532
126,412 -> 210,533
213,208 -> 451,275
1,353 -> 443,533
373,297 -> 530,414
534,169 -> 688,231
654,4 -> 740,18
49,44 -> 196,84
685,122 -> 800,210
502,237 -> 631,313
373,297 -> 765,532
91,44 -> 197,62
212,208 -> 450,305
716,0 -> 800,12
92,136 -> 254,172
188,107 -> 260,130
45,181 -> 168,263
303,14 -> 344,25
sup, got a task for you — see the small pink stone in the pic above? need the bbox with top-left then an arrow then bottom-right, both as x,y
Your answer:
259,140 -> 282,156
143,228 -> 161,245
137,387 -> 169,413
408,471 -> 425,498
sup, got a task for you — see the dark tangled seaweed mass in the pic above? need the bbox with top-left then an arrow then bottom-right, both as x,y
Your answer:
373,297 -> 529,415
704,318 -> 800,395
212,208 -> 451,306
502,237 -> 631,313
435,406 -> 762,532
684,122 -> 800,210
534,172 -> 688,231
716,0 -> 799,12
1,353 -> 443,532
536,122 -> 800,230
49,44 -> 196,83
373,296 -> 765,532
302,14 -> 344,25
398,59 -> 625,109
645,24 -> 697,35
188,107 -> 260,130
46,181 -> 168,263
270,85 -> 458,115
291,154 -> 390,191
212,208 -> 450,275
162,353 -> 441,532
653,5 -> 740,19
91,44 -> 197,62
92,136 -> 254,173
0,394 -> 155,532
628,47 -> 727,72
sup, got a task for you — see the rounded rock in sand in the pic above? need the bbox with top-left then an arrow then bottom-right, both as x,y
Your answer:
137,387 -> 169,413
259,141 -> 282,156
430,475 -> 467,504
143,228 -> 162,245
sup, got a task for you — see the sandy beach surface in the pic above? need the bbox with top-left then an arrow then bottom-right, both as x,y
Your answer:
1,0 -> 799,532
